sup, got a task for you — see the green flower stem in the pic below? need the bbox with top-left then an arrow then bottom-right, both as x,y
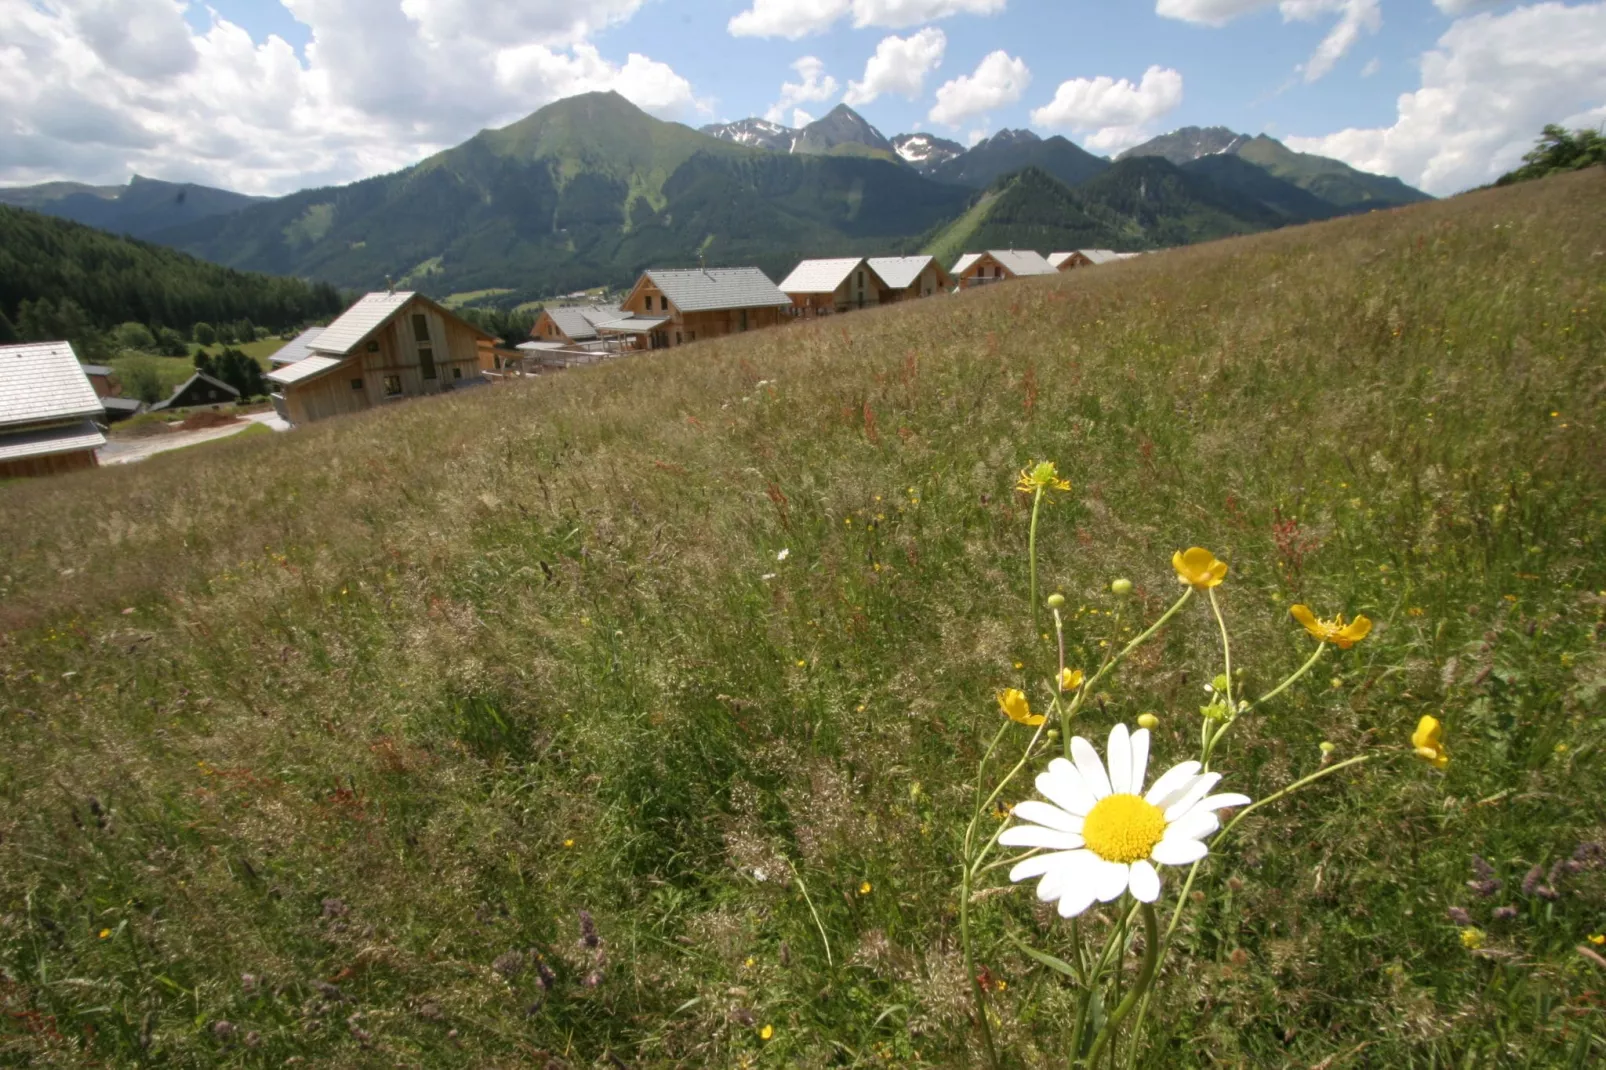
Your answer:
1029,486 -> 1044,630
1080,587 -> 1193,697
1208,587 -> 1233,709
1084,903 -> 1159,1068
961,720 -> 1012,1070
791,869 -> 833,968
1203,641 -> 1326,768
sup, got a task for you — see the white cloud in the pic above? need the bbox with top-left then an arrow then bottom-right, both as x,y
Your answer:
762,56 -> 839,125
1030,65 -> 1183,131
1432,0 -> 1514,12
1285,2 -> 1606,195
928,50 -> 1030,128
792,108 -> 816,127
0,0 -> 706,195
1155,0 -> 1379,81
1360,56 -> 1380,76
843,28 -> 946,106
729,0 -> 1004,38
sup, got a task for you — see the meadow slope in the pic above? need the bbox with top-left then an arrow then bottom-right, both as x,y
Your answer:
2,170 -> 1603,1068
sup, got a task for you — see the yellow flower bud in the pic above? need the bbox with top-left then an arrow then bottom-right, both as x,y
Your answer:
1046,593 -> 1066,609
1212,674 -> 1230,692
1137,712 -> 1159,730
1111,578 -> 1133,596
1319,741 -> 1336,755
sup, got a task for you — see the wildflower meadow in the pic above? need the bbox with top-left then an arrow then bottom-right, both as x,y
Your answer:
1,170 -> 1603,1066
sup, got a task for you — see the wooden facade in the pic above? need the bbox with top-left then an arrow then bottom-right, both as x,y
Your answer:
785,267 -> 878,318
873,263 -> 953,304
956,253 -> 1015,289
275,297 -> 486,426
0,447 -> 97,480
616,280 -> 785,349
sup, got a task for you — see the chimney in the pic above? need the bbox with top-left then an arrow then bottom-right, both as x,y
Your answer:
384,274 -> 394,294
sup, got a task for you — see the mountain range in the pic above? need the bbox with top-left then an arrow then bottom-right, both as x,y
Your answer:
0,97 -> 1432,304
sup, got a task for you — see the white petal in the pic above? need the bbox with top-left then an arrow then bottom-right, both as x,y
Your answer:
1151,837 -> 1210,866
1037,765 -> 1097,817
1012,800 -> 1084,833
1037,850 -> 1096,902
1057,879 -> 1098,918
1106,724 -> 1132,795
1128,859 -> 1161,903
1092,859 -> 1131,902
1163,772 -> 1223,822
1144,761 -> 1201,807
1129,728 -> 1150,796
1162,810 -> 1219,844
1009,851 -> 1078,883
999,825 -> 1086,850
1189,792 -> 1252,815
1071,735 -> 1112,798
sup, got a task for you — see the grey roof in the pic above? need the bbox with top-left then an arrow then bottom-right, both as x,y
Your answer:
543,305 -> 619,341
954,250 -> 1056,276
151,371 -> 240,410
593,314 -> 671,333
270,326 -> 326,366
266,355 -> 349,386
309,291 -> 417,355
80,363 -> 114,377
0,341 -> 104,428
777,257 -> 863,294
0,417 -> 105,462
866,255 -> 945,290
100,396 -> 144,413
643,267 -> 791,313
952,253 -> 983,276
1077,249 -> 1122,265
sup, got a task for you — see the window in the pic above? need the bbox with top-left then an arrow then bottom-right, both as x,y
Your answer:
857,270 -> 864,288
350,378 -> 364,391
366,340 -> 380,352
675,332 -> 682,345
383,375 -> 402,396
452,367 -> 462,380
411,313 -> 430,342
739,309 -> 748,331
419,346 -> 437,380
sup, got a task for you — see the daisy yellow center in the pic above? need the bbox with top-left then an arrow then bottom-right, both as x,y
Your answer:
1081,793 -> 1168,863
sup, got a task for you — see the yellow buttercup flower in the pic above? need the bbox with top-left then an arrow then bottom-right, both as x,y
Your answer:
1460,927 -> 1485,950
997,688 -> 1044,726
1060,668 -> 1084,692
1016,460 -> 1071,495
859,881 -> 872,895
1172,547 -> 1227,589
1289,605 -> 1373,648
1412,715 -> 1448,769
760,1024 -> 774,1041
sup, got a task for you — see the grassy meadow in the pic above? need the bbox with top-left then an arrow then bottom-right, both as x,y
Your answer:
2,170 -> 1604,1067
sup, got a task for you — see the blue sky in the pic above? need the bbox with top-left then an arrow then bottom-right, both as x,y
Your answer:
3,1 -> 1604,196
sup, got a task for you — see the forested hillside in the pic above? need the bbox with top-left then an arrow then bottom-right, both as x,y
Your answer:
0,205 -> 344,359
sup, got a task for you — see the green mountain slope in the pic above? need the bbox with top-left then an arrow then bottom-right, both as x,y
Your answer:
930,129 -> 1110,189
160,93 -> 968,298
1073,156 -> 1287,245
1179,154 -> 1348,223
0,175 -> 265,240
922,168 -> 1125,264
0,204 -> 343,337
1230,135 -> 1432,209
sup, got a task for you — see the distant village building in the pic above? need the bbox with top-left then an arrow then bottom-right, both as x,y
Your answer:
80,363 -> 116,397
0,341 -> 106,478
151,371 -> 240,412
865,256 -> 953,303
78,361 -> 143,422
530,305 -> 619,347
952,250 -> 1058,288
598,268 -> 791,350
266,291 -> 494,426
779,257 -> 876,317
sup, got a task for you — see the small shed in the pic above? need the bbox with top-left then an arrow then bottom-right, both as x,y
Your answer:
151,371 -> 240,412
0,340 -> 106,478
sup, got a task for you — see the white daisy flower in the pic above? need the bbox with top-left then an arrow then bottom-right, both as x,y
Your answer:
776,548 -> 790,562
1000,723 -> 1250,918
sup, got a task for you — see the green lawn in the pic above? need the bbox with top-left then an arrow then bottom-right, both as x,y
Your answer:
442,288 -> 514,308
193,335 -> 288,367
1,172 -> 1602,1066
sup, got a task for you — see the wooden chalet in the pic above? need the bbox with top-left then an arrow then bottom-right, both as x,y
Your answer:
266,291 -> 494,426
269,326 -> 327,367
952,250 -> 1057,289
778,258 -> 876,317
0,341 -> 106,478
531,305 -> 619,347
152,371 -> 240,412
1049,249 -> 1120,270
597,268 -> 791,350
865,256 -> 953,303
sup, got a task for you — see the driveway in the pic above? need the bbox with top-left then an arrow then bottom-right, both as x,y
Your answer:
98,410 -> 290,466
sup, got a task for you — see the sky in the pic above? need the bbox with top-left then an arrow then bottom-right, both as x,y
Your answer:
1,1 -> 1603,198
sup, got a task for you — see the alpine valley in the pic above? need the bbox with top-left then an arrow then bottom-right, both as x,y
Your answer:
1,95 -> 1432,306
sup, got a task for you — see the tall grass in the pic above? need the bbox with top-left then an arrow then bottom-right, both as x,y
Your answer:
1,170 -> 1603,1067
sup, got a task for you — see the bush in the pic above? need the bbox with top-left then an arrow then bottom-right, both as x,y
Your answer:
112,322 -> 156,353
191,322 -> 216,345
117,358 -> 166,404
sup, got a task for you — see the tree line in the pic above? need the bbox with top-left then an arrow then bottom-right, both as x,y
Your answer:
1497,124 -> 1606,187
0,204 -> 345,359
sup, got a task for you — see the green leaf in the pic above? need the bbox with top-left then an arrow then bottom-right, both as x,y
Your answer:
1007,931 -> 1082,984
